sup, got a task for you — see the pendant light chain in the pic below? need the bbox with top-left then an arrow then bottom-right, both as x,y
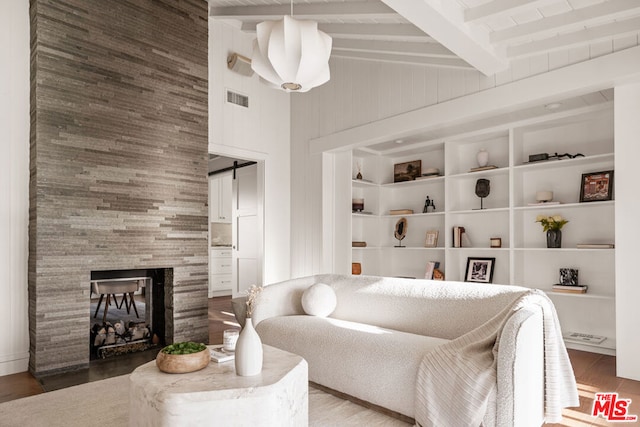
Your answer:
290,0 -> 294,17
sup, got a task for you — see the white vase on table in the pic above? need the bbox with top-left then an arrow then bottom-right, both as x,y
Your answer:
235,317 -> 263,376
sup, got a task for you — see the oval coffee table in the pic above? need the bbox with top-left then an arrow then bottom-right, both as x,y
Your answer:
129,344 -> 308,426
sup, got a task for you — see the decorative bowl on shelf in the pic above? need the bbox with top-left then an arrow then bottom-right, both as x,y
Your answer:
156,342 -> 210,374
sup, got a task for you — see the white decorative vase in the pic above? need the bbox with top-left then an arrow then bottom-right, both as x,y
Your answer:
477,149 -> 489,167
235,317 -> 263,376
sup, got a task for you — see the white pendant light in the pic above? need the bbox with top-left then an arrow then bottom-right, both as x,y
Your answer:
251,1 -> 332,93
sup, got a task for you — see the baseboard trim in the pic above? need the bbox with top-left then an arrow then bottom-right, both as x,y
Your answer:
0,353 -> 29,377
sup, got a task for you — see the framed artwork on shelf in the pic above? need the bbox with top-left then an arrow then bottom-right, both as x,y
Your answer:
559,268 -> 579,286
464,257 -> 495,283
579,170 -> 614,202
393,160 -> 422,182
424,230 -> 439,248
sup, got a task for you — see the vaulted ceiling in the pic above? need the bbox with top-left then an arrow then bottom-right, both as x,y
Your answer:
208,0 -> 640,76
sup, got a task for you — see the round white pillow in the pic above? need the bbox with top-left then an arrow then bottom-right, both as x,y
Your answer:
301,283 -> 337,317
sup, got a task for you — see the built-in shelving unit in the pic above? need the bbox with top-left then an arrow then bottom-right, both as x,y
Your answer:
343,103 -> 615,355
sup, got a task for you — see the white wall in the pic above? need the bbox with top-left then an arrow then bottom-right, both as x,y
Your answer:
291,37 -> 640,277
209,20 -> 291,285
615,82 -> 640,381
0,0 -> 30,376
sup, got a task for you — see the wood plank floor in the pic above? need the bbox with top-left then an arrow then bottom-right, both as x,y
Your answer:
1,296 -> 639,426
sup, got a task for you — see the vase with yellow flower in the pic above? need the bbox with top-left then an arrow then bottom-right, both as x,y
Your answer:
535,214 -> 568,248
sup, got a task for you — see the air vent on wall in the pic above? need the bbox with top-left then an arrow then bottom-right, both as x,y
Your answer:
226,90 -> 249,108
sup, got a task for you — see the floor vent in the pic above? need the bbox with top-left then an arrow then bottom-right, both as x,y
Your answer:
226,90 -> 249,108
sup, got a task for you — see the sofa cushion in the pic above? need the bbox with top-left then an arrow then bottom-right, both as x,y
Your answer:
301,283 -> 337,317
256,315 -> 449,418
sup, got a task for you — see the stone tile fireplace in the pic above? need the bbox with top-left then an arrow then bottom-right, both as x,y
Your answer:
28,0 -> 209,375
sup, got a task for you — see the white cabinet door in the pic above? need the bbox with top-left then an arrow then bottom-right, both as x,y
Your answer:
209,173 -> 233,223
209,175 -> 219,221
209,248 -> 233,296
219,173 -> 232,223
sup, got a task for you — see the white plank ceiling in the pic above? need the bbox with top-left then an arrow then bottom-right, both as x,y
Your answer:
208,0 -> 640,76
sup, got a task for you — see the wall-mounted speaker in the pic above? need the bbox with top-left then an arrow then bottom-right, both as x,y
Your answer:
227,53 -> 254,76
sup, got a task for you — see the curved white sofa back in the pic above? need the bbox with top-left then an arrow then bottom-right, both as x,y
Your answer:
253,274 -> 533,340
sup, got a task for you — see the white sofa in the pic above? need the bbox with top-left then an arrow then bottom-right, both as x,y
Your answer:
235,274 -> 578,426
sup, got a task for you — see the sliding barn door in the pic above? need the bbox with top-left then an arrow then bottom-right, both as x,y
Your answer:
231,164 -> 262,297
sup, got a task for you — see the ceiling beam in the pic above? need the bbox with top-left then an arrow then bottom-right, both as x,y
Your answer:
331,50 -> 474,70
240,22 -> 431,41
332,39 -> 457,58
209,2 -> 398,21
507,16 -> 640,59
381,0 -> 508,75
491,0 -> 640,44
464,0 -> 555,23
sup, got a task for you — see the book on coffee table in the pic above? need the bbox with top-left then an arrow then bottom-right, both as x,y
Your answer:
210,345 -> 234,363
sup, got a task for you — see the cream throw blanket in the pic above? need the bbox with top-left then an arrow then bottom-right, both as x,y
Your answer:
415,289 -> 579,427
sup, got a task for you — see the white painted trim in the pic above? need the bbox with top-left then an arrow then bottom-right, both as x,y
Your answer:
464,0 -> 555,23
321,153 -> 336,274
0,351 -> 30,364
507,17 -> 640,59
208,143 -> 269,162
209,2 -> 397,21
0,353 -> 29,377
615,81 -> 640,381
490,0 -> 640,44
240,22 -> 429,41
309,45 -> 640,154
381,0 -> 508,76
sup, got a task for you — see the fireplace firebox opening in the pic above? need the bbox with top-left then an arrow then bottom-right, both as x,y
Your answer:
89,268 -> 171,360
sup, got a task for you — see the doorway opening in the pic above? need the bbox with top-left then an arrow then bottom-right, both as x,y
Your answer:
208,154 -> 264,298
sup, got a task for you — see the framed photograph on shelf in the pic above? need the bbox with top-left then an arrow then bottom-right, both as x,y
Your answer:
424,230 -> 439,248
393,160 -> 422,182
579,170 -> 614,202
464,257 -> 495,283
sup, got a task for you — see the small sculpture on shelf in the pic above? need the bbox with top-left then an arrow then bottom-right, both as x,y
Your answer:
536,190 -> 554,203
423,196 -> 436,213
394,217 -> 407,248
476,148 -> 489,167
355,161 -> 363,180
528,152 -> 585,163
475,179 -> 490,210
